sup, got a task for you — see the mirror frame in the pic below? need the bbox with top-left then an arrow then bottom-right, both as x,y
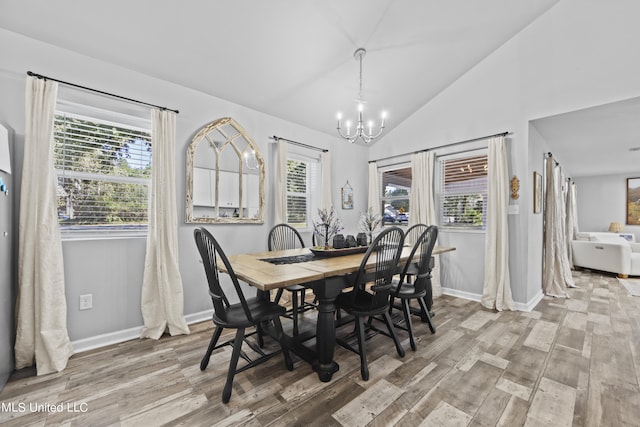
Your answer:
185,117 -> 265,224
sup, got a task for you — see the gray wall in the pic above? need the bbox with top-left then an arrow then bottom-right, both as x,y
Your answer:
0,125 -> 14,390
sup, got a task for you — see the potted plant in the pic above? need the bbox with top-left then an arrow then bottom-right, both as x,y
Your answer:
312,206 -> 344,249
358,207 -> 382,244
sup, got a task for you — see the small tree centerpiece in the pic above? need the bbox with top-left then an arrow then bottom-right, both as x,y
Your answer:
358,207 -> 382,244
312,206 -> 344,249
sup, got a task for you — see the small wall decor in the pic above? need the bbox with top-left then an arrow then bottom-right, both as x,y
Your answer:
341,181 -> 353,209
533,171 -> 542,214
510,176 -> 520,200
626,177 -> 640,225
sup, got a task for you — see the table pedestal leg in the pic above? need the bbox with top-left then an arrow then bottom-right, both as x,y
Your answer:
311,276 -> 344,382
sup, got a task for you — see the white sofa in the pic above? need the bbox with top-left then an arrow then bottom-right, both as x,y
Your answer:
571,232 -> 640,278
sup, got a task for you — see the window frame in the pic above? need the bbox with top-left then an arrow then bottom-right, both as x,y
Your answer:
285,150 -> 321,231
379,163 -> 411,228
437,149 -> 488,232
53,105 -> 152,239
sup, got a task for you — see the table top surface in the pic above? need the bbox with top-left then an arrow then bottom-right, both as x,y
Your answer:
223,245 -> 456,291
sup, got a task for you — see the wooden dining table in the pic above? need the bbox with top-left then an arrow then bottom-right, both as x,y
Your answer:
222,245 -> 455,382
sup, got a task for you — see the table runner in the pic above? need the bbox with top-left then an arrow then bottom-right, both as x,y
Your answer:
260,253 -> 317,265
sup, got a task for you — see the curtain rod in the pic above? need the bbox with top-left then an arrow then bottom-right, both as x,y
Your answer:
26,71 -> 179,114
269,135 -> 328,153
369,131 -> 510,163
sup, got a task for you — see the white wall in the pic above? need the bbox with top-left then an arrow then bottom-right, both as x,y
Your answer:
574,174 -> 640,241
0,28 -> 369,349
371,0 -> 640,306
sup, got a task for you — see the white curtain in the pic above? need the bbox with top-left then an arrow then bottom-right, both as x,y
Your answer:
409,152 -> 436,228
141,109 -> 189,339
565,179 -> 578,268
15,76 -> 74,375
543,156 -> 575,297
321,151 -> 332,210
481,136 -> 515,311
409,151 -> 442,297
367,162 -> 380,212
274,140 -> 288,224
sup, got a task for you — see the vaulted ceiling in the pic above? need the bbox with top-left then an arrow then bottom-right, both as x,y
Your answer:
0,0 -> 560,142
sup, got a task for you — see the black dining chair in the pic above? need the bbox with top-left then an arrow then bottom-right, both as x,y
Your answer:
268,224 -> 316,335
389,225 -> 438,351
335,226 -> 406,381
194,227 -> 293,403
401,223 -> 435,316
404,223 -> 429,246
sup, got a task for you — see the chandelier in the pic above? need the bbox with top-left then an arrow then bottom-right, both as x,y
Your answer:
336,48 -> 386,143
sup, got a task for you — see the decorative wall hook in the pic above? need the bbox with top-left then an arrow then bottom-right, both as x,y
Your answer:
511,176 -> 520,199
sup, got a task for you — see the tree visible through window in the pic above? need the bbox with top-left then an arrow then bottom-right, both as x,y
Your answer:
440,153 -> 488,229
54,112 -> 152,230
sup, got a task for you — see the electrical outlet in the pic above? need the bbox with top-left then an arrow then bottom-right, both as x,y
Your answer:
79,294 -> 93,310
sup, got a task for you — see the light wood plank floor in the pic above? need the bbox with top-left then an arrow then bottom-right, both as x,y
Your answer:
1,270 -> 639,426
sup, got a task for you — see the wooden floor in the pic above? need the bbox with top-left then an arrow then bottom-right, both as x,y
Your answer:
1,270 -> 639,426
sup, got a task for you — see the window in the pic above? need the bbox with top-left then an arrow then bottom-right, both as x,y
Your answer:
54,110 -> 152,232
439,152 -> 488,230
286,153 -> 321,229
381,166 -> 411,226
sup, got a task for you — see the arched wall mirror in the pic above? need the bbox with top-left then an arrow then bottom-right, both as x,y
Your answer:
186,117 -> 265,223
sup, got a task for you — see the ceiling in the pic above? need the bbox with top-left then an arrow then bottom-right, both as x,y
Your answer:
532,96 -> 640,178
0,0 -> 560,143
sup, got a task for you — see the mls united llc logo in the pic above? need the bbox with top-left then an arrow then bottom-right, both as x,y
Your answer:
1,401 -> 89,413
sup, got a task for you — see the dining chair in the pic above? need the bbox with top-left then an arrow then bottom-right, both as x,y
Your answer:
401,223 -> 434,315
389,225 -> 438,351
194,227 -> 293,403
268,224 -> 316,335
404,223 -> 428,246
335,226 -> 406,381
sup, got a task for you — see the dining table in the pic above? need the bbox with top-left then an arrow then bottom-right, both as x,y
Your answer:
221,244 -> 455,382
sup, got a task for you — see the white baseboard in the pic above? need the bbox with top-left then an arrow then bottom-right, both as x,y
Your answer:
515,290 -> 544,312
441,287 -> 545,312
441,287 -> 482,302
71,309 -> 214,354
71,290 -> 545,354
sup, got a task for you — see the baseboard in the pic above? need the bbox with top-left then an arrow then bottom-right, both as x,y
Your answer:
71,309 -> 214,354
441,287 -> 482,302
71,326 -> 143,354
184,309 -> 213,325
441,287 -> 544,312
516,290 -> 544,312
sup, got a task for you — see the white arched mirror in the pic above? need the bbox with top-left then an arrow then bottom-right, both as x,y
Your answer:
186,117 -> 265,223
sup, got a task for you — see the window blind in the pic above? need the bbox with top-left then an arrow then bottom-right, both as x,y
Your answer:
440,154 -> 488,229
286,159 -> 309,227
54,112 -> 152,229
